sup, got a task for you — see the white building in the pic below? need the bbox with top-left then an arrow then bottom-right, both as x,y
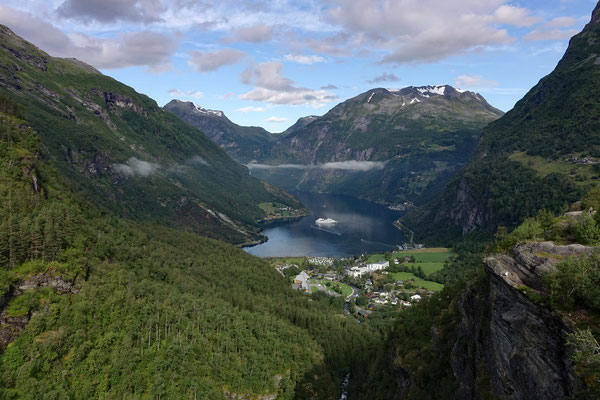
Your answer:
293,271 -> 311,292
367,260 -> 389,271
410,294 -> 422,302
347,260 -> 390,278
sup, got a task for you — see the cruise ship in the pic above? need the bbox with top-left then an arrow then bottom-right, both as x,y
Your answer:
315,218 -> 338,225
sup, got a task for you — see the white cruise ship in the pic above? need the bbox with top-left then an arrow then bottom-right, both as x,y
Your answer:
315,218 -> 338,225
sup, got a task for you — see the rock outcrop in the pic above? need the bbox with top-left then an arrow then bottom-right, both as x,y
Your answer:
0,271 -> 79,351
451,242 -> 590,400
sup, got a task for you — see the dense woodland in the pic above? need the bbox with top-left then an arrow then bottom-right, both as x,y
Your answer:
0,97 -> 392,399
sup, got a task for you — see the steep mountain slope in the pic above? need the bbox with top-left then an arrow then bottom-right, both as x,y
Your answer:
355,200 -> 600,399
403,4 -> 600,243
0,25 -> 303,245
0,95 -> 380,399
251,86 -> 503,205
272,85 -> 502,164
164,100 -> 277,163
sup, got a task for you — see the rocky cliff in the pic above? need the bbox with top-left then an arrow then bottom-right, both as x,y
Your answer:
451,242 -> 591,399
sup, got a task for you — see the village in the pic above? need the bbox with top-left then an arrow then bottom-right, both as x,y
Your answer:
270,246 -> 450,320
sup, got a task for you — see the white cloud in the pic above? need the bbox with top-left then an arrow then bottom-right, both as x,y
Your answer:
168,89 -> 204,99
236,106 -> 266,113
284,54 -> 326,64
221,24 -> 274,43
242,62 -> 294,91
524,29 -> 579,41
325,0 -> 541,64
187,48 -> 246,72
56,0 -> 165,24
247,160 -> 387,171
240,88 -> 336,106
542,16 -> 578,29
266,116 -> 288,122
455,74 -> 498,88
0,6 -> 178,70
247,163 -> 307,169
218,92 -> 235,99
320,161 -> 386,171
240,61 -> 337,106
113,157 -> 160,177
368,72 -> 400,84
492,5 -> 542,27
189,155 -> 209,166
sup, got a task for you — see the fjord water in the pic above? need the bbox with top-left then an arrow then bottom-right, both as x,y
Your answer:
245,192 -> 406,258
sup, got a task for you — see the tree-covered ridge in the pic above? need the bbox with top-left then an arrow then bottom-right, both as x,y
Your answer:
403,2 -> 600,244
0,98 -> 380,399
0,24 -> 303,245
163,100 -> 277,164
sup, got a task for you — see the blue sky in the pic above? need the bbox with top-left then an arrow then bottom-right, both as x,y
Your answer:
0,0 -> 597,131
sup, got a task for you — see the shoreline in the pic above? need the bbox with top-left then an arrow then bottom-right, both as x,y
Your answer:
257,210 -> 309,226
393,219 -> 415,244
239,211 -> 309,249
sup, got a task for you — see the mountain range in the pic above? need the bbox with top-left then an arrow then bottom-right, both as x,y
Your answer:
167,85 -> 504,206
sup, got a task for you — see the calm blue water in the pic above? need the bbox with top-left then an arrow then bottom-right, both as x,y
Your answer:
244,192 -> 406,258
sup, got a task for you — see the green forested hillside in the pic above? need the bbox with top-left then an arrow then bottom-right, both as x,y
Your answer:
0,25 -> 302,245
403,3 -> 600,244
0,98 -> 380,398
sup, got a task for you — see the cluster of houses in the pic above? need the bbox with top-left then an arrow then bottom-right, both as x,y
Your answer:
307,257 -> 334,267
365,290 -> 423,308
292,270 -> 342,296
347,260 -> 389,278
287,253 -> 433,319
388,201 -> 414,211
564,156 -> 595,164
397,243 -> 424,251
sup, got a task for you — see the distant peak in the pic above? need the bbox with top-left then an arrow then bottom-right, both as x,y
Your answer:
167,99 -> 225,118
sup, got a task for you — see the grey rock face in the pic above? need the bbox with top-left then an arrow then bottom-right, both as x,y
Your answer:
486,241 -> 593,290
440,178 -> 492,235
451,243 -> 587,400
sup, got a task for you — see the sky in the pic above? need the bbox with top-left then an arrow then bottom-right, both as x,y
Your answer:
0,0 -> 596,131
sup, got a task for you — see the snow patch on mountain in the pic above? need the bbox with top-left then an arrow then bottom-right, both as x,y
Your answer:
193,103 -> 224,117
417,85 -> 447,96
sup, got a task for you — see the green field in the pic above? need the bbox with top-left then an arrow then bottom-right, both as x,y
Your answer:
366,253 -> 388,263
367,249 -> 453,275
391,272 -> 444,291
509,151 -> 600,185
311,280 -> 353,297
266,257 -> 305,266
394,249 -> 453,275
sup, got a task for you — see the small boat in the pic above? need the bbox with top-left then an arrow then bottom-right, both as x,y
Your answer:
315,217 -> 338,225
